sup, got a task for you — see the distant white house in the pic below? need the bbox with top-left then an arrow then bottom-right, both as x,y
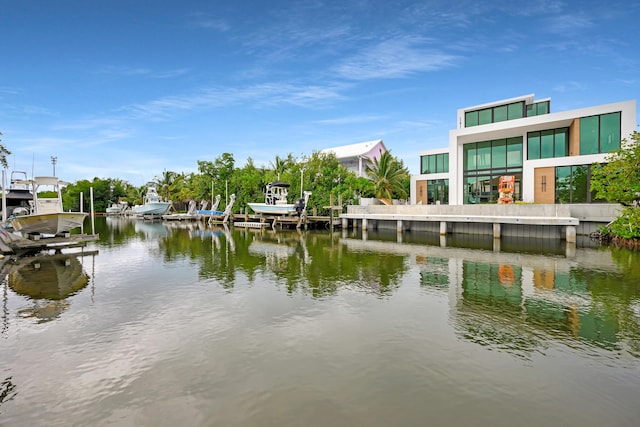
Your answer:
320,139 -> 387,177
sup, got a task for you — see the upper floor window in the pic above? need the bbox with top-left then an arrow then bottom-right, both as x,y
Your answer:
579,112 -> 621,155
526,101 -> 550,117
464,101 -> 525,127
527,128 -> 569,160
421,153 -> 449,174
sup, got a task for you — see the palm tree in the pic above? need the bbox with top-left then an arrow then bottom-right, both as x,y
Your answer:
270,155 -> 290,181
155,169 -> 177,201
366,151 -> 409,204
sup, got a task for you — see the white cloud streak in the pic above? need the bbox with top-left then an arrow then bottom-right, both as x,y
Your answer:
333,37 -> 458,80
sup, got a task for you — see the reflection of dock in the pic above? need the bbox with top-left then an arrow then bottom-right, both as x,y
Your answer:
0,230 -> 98,255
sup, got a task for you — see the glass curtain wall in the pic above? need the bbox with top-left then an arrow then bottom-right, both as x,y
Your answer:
463,137 -> 522,204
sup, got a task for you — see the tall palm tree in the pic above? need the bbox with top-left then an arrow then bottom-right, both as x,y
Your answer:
270,155 -> 290,181
366,151 -> 409,204
155,169 -> 177,201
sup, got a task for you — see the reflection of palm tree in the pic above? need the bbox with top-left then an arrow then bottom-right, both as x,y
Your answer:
366,151 -> 409,203
1,376 -> 17,409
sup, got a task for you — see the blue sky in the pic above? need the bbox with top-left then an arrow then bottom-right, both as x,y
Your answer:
1,0 -> 638,185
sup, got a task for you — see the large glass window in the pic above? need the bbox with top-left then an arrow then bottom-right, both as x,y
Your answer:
540,130 -> 554,159
465,111 -> 478,127
600,112 -> 621,153
526,101 -> 550,117
420,153 -> 449,174
478,109 -> 492,125
508,102 -> 524,120
579,112 -> 621,155
427,179 -> 449,204
554,130 -> 567,157
492,139 -> 506,169
477,141 -> 491,169
463,137 -> 523,203
507,137 -> 522,167
527,128 -> 569,160
528,133 -> 541,160
464,144 -> 476,170
464,101 -> 526,127
554,164 -> 603,203
494,105 -> 508,123
580,116 -> 599,155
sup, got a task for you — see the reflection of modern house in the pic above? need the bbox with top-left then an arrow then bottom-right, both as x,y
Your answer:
321,139 -> 387,177
411,95 -> 636,205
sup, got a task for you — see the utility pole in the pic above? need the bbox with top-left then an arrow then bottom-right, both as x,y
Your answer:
51,156 -> 57,176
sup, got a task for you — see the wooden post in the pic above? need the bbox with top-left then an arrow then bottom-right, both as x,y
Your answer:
330,194 -> 334,232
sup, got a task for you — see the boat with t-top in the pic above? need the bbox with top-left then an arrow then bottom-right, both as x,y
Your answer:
247,181 -> 311,215
132,186 -> 171,216
9,176 -> 88,236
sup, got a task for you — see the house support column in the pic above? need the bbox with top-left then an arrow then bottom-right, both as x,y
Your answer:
397,220 -> 403,233
362,218 -> 368,231
439,221 -> 447,236
565,225 -> 576,243
342,218 -> 348,229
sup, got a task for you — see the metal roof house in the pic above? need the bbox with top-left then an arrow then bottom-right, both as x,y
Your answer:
321,139 -> 387,177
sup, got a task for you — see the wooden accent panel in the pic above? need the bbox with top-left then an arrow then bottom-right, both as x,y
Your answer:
416,180 -> 428,205
534,167 -> 555,204
569,118 -> 580,156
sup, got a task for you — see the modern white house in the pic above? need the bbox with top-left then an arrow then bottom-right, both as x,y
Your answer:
411,94 -> 636,205
321,139 -> 387,177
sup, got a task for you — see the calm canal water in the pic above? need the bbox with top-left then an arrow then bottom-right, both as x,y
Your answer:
1,217 -> 639,426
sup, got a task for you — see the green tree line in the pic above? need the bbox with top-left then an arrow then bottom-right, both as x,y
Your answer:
57,150 -> 410,214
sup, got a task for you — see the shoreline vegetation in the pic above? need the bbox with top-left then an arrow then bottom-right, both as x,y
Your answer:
591,131 -> 640,250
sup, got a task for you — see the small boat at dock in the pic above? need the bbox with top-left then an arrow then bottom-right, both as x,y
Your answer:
247,181 -> 311,216
132,186 -> 171,216
9,176 -> 88,237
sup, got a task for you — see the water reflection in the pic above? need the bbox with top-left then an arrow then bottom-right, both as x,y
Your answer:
2,218 -> 639,426
354,234 -> 640,358
3,254 -> 91,323
92,218 -> 640,357
0,376 -> 17,414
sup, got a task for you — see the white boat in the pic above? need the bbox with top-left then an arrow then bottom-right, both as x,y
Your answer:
247,181 -> 311,215
10,176 -> 88,236
132,186 -> 171,216
1,171 -> 33,218
106,201 -> 128,216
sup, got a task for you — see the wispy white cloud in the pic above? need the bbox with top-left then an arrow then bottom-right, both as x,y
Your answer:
334,37 -> 458,80
125,82 -> 347,119
543,13 -> 593,35
312,114 -> 387,125
187,13 -> 231,32
97,66 -> 189,79
552,81 -> 587,93
0,86 -> 21,95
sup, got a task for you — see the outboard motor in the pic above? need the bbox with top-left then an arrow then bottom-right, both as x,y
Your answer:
294,197 -> 306,217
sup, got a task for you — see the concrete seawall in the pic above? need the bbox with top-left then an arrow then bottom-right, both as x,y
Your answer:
341,203 -> 622,241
